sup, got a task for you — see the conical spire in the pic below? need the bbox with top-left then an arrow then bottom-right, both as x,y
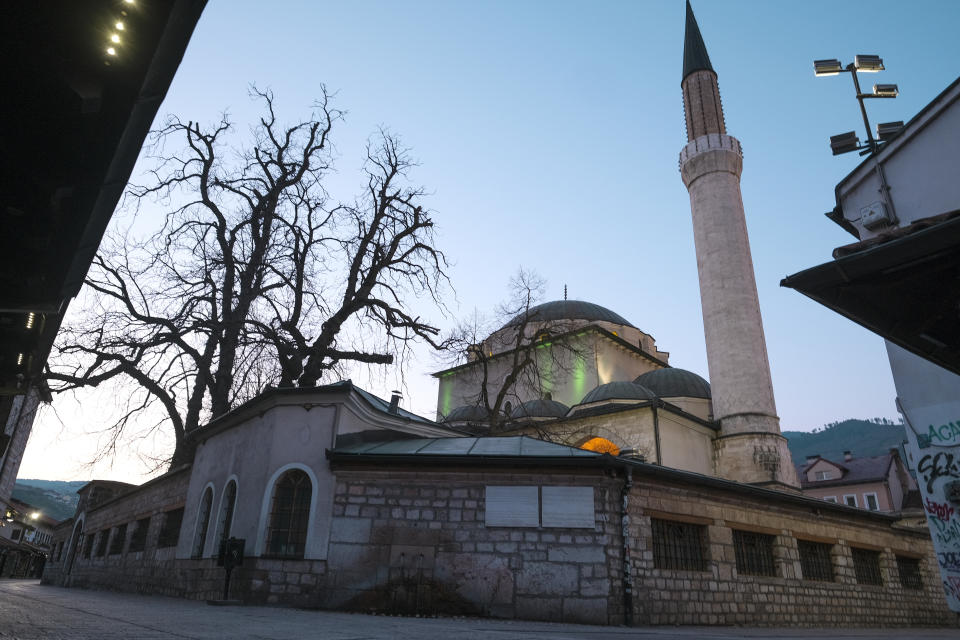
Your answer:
682,0 -> 714,82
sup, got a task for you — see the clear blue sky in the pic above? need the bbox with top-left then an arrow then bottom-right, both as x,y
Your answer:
19,0 -> 960,482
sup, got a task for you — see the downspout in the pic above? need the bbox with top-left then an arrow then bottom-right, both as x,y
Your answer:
652,400 -> 662,465
620,466 -> 634,626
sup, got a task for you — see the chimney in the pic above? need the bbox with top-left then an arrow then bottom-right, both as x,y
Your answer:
388,390 -> 402,415
844,450 -> 853,462
806,454 -> 820,464
618,448 -> 646,462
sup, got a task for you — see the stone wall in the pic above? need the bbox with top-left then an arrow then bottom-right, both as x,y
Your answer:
321,466 -> 621,624
43,457 -> 958,627
627,471 -> 954,626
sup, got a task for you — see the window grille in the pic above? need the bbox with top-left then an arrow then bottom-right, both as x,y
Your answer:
797,540 -> 834,581
128,517 -> 150,552
733,530 -> 777,577
192,487 -> 214,558
95,530 -> 109,557
157,508 -> 185,548
896,555 -> 923,589
82,533 -> 95,558
266,469 -> 312,558
651,518 -> 707,571
852,547 -> 883,585
218,481 -> 237,546
109,523 -> 127,555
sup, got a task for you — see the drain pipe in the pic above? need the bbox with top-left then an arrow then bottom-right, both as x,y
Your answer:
620,465 -> 634,626
652,400 -> 662,464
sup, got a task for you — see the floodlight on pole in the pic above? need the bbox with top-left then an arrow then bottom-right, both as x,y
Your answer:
873,84 -> 899,98
830,131 -> 860,156
854,55 -> 884,72
877,121 -> 904,141
813,54 -> 899,155
814,59 -> 843,76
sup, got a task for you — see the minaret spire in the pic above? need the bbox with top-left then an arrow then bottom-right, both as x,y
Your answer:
682,0 -> 713,81
681,1 -> 725,141
678,2 -> 798,489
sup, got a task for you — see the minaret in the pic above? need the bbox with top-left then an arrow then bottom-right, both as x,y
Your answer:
678,1 -> 798,488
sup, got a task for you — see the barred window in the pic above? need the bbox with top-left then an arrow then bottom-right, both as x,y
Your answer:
217,480 -> 238,547
158,508 -> 185,548
797,540 -> 834,581
896,555 -> 923,589
733,530 -> 777,577
95,530 -> 109,557
128,517 -> 150,553
651,518 -> 707,571
192,487 -> 214,558
82,533 -> 95,558
108,523 -> 127,555
852,547 -> 883,585
266,469 -> 312,558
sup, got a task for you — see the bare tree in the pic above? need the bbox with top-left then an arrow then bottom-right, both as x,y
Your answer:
48,89 -> 449,467
441,270 -> 585,431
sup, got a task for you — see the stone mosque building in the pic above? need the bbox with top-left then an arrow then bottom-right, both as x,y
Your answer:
42,3 -> 955,627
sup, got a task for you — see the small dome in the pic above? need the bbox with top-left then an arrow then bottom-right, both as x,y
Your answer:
442,405 -> 491,423
504,300 -> 635,329
633,368 -> 711,399
580,381 -> 656,405
511,398 -> 570,419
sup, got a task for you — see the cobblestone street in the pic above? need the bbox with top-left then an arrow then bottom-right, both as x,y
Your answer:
1,580 -> 957,640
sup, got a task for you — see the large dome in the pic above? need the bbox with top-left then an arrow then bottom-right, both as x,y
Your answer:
505,300 -> 635,329
634,368 -> 711,399
579,381 -> 657,405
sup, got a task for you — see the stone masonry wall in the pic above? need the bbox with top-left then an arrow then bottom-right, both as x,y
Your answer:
322,465 -> 622,625
44,468 -> 198,596
628,474 -> 956,626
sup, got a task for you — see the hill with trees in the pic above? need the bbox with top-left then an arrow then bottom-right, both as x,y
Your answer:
11,479 -> 84,522
783,418 -> 907,466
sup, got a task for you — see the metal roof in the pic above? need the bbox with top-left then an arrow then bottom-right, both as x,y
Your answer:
505,300 -> 635,329
634,368 -> 711,399
333,436 -> 600,458
579,381 -> 656,406
781,209 -> 960,376
682,0 -> 714,82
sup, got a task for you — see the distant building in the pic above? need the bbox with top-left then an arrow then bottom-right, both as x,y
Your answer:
0,498 -> 58,578
796,450 -> 917,512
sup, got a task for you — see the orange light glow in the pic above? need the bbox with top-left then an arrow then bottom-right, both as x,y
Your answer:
579,437 -> 620,456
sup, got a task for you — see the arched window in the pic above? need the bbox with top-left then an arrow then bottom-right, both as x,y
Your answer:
266,469 -> 311,558
216,480 -> 238,551
192,486 -> 214,558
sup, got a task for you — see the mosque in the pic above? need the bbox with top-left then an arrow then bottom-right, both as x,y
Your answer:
41,2 -> 954,627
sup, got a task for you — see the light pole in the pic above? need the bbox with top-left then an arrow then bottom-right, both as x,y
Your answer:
814,55 -> 902,155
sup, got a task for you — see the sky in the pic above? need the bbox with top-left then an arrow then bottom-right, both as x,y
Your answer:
17,0 -> 960,483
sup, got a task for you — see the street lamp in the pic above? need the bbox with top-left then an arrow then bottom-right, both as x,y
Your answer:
813,55 -> 899,155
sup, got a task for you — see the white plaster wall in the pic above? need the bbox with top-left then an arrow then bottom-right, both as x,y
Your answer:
180,404 -> 338,561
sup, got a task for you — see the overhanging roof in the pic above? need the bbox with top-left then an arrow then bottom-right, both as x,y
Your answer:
0,1 -> 206,394
781,210 -> 960,375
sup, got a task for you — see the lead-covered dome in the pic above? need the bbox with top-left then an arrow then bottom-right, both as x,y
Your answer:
510,398 -> 570,420
580,381 -> 657,405
633,368 -> 711,399
505,300 -> 635,329
441,405 -> 491,423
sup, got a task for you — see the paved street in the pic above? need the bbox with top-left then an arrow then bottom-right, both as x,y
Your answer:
1,579 -> 957,640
